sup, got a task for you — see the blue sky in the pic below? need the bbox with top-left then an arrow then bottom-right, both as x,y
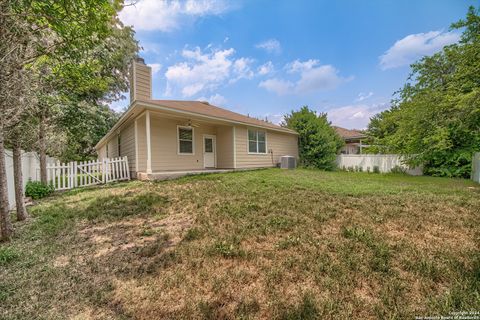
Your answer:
116,0 -> 476,129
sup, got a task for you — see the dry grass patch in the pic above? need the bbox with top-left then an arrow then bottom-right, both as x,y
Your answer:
0,169 -> 479,319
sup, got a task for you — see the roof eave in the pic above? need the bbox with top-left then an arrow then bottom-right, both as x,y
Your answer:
138,100 -> 298,135
95,101 -> 141,150
95,99 -> 298,150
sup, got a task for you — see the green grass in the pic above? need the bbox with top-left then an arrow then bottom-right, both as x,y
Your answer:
0,169 -> 479,319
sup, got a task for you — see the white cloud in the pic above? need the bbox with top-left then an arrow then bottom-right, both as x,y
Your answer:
165,47 -> 254,97
379,30 -> 460,70
148,63 -> 162,75
286,59 -> 319,73
355,92 -> 373,102
232,57 -> 255,81
255,39 -> 281,54
260,59 -> 352,95
110,97 -> 129,112
257,61 -> 274,75
296,64 -> 351,93
264,113 -> 284,125
140,42 -> 162,54
119,0 -> 232,32
259,78 -> 294,95
197,93 -> 227,106
327,103 -> 389,129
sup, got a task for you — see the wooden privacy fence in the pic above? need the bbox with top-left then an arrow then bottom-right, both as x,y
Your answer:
47,156 -> 130,190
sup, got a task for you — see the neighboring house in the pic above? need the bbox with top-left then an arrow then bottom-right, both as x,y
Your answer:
333,126 -> 368,154
95,57 -> 298,179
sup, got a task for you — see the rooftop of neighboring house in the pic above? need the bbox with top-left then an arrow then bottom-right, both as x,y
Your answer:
333,126 -> 367,140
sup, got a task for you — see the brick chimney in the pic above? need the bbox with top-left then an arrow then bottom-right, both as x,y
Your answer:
130,56 -> 152,103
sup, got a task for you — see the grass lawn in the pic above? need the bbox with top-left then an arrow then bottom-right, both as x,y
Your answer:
1,169 -> 479,319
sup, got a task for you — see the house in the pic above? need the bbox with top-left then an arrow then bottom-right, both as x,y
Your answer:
333,126 -> 367,154
95,58 -> 298,179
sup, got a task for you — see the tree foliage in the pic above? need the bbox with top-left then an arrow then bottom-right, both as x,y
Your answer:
0,0 -> 138,240
283,106 -> 344,170
30,17 -> 137,160
367,6 -> 480,178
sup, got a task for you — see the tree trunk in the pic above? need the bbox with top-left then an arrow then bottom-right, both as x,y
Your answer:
0,127 -> 14,241
12,141 -> 28,221
39,111 -> 47,184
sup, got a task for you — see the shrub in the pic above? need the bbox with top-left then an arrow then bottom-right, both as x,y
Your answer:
25,181 -> 54,200
283,106 -> 344,170
373,166 -> 380,174
390,165 -> 406,174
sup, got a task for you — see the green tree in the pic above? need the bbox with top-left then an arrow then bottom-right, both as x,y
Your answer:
0,0 -> 137,241
367,6 -> 480,178
32,19 -> 137,163
283,106 -> 344,170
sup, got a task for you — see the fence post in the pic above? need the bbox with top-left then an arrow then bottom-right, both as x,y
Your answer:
102,158 -> 107,184
68,162 -> 72,189
125,156 -> 130,180
73,161 -> 77,188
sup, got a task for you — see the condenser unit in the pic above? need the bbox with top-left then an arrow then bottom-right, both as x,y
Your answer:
280,156 -> 296,169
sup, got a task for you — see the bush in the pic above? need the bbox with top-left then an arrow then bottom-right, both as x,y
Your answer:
283,106 -> 344,170
390,165 -> 406,174
25,181 -> 54,200
373,166 -> 380,174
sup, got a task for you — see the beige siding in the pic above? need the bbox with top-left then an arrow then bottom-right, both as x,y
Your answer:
150,115 -> 217,171
216,125 -> 234,169
98,145 -> 107,160
235,126 -> 298,168
136,114 -> 147,172
99,111 -> 296,174
107,136 -> 119,158
120,122 -> 136,172
130,62 -> 151,102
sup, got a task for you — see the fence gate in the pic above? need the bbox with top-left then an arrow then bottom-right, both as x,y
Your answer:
46,156 -> 130,190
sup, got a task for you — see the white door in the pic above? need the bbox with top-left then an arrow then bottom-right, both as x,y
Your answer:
203,135 -> 216,168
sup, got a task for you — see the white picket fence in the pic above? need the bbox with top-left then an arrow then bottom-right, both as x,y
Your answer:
47,156 -> 130,190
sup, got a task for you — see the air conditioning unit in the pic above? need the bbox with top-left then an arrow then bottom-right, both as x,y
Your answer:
280,156 -> 296,169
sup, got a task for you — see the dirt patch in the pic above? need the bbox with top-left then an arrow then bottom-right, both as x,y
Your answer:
77,213 -> 193,259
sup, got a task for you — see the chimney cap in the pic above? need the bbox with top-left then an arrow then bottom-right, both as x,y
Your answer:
134,56 -> 145,64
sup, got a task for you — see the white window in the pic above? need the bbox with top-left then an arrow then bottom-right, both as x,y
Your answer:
178,126 -> 194,155
248,129 -> 267,154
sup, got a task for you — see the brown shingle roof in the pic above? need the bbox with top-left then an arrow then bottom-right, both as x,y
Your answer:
96,99 -> 297,149
333,126 -> 367,140
140,99 -> 297,134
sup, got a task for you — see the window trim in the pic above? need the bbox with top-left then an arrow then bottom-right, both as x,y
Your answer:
177,125 -> 195,155
247,128 -> 268,155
